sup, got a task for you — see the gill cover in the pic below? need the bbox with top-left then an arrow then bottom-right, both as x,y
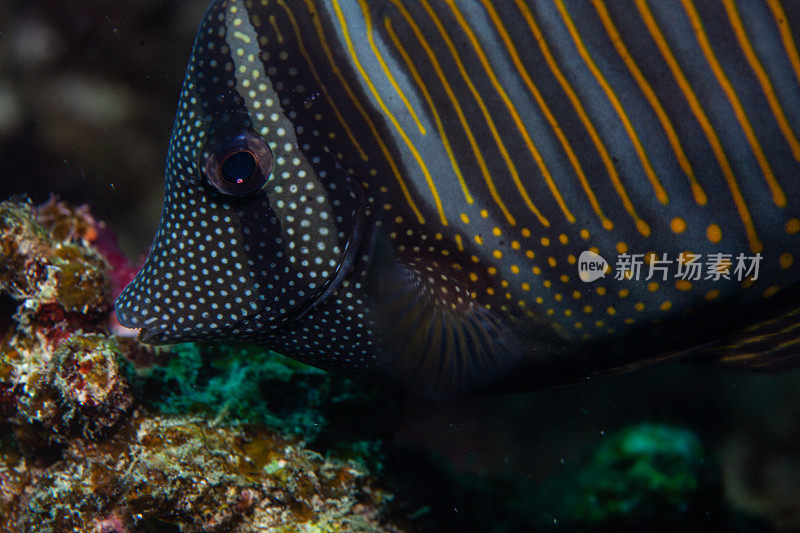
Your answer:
115,0 -> 361,343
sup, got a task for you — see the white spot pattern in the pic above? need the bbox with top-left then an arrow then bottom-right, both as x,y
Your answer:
115,0 -> 375,375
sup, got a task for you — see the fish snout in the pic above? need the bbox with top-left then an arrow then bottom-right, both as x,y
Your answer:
114,281 -> 177,345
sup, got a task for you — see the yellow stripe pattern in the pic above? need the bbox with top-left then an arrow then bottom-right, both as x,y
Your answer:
389,0 -> 517,226
480,0 -> 612,230
515,0 -> 649,236
555,0 -> 669,207
336,0 -> 448,225
636,0 -> 763,252
298,0 -> 426,224
724,0 -> 800,162
680,0 -> 786,209
358,0 -> 427,137
589,0 -> 707,206
277,0 -> 368,162
270,0 -> 799,273
767,0 -> 800,95
383,17 -> 473,205
419,0 -> 549,227
445,0 -> 574,225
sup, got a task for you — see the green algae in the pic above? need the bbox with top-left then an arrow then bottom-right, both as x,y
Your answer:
126,342 -> 334,436
122,341 -> 391,474
571,424 -> 706,522
530,423 -> 766,531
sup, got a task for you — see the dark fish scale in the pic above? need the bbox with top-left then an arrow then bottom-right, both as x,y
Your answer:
117,0 -> 800,394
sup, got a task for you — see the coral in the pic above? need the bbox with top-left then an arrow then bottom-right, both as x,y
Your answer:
52,334 -> 132,436
0,198 -> 131,447
0,197 -> 111,331
3,413 -> 399,532
125,342 -> 330,434
33,198 -> 100,244
121,340 -> 400,479
8,332 -> 132,449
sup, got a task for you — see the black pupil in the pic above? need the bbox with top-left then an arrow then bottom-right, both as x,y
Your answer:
221,151 -> 257,184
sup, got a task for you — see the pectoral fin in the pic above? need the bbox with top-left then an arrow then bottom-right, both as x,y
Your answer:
366,233 -> 523,396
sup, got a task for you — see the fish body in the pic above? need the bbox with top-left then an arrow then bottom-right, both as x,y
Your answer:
116,0 -> 800,394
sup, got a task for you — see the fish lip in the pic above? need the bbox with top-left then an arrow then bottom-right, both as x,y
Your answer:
114,302 -> 168,345
138,327 -> 166,345
135,323 -> 177,346
114,309 -> 138,332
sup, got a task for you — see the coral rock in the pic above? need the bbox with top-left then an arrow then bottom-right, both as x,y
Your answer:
0,198 -> 111,330
0,199 -> 130,446
5,413 -> 399,532
53,334 -> 132,438
7,331 -> 132,447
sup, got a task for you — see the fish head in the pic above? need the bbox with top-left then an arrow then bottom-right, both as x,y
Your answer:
115,0 -> 361,344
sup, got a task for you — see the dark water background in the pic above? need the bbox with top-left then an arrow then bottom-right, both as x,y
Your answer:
1,1 -> 799,529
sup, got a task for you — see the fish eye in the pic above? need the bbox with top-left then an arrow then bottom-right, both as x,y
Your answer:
221,151 -> 257,184
203,130 -> 273,196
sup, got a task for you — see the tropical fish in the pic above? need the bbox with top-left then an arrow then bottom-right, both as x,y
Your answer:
116,0 -> 800,395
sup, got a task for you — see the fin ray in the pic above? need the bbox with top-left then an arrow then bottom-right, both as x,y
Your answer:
367,236 -> 524,395
703,303 -> 800,372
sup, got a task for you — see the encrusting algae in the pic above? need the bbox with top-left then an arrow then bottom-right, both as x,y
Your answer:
0,198 -> 402,532
0,198 -> 124,447
2,414 -> 396,532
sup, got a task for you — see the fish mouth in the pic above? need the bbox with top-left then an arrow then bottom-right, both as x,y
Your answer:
114,293 -> 172,345
115,311 -> 165,345
136,324 -> 170,345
